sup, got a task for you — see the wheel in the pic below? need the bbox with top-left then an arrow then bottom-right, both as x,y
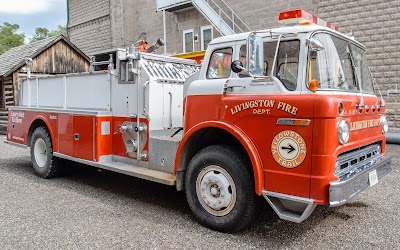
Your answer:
30,127 -> 59,178
185,145 -> 256,233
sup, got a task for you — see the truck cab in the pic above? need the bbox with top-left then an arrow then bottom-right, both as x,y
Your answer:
180,9 -> 391,229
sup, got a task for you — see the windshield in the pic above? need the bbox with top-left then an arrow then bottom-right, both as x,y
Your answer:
308,33 -> 374,94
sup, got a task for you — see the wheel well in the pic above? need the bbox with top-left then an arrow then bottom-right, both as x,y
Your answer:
177,127 -> 253,190
28,119 -> 48,146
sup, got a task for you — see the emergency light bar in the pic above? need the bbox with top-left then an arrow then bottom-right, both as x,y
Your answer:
278,9 -> 338,31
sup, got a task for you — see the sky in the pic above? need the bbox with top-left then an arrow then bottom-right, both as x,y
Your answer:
0,0 -> 67,41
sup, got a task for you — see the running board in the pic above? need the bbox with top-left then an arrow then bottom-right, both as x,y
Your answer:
54,153 -> 176,186
262,191 -> 317,223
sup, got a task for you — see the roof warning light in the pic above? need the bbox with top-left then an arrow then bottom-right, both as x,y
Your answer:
278,9 -> 338,31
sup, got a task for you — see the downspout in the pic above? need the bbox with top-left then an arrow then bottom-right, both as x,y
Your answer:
386,132 -> 400,144
66,0 -> 70,38
163,10 -> 167,54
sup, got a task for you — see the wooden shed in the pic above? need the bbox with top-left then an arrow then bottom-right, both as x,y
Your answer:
0,34 -> 90,133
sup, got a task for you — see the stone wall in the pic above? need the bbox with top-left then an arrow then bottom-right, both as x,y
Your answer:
318,0 -> 400,130
67,0 -> 112,54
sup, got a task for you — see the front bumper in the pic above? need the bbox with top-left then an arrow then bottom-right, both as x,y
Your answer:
329,155 -> 392,207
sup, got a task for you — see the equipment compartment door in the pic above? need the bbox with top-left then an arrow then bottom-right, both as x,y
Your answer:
58,114 -> 74,156
73,115 -> 95,161
162,84 -> 183,128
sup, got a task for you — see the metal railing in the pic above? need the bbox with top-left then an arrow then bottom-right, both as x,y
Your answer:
206,0 -> 250,33
192,0 -> 250,35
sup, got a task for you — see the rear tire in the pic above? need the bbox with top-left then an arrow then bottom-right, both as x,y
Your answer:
185,145 -> 255,233
30,127 -> 59,178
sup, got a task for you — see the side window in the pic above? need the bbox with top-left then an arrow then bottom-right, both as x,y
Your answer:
207,47 -> 233,79
239,44 -> 270,78
275,40 -> 300,91
238,45 -> 248,78
237,41 -> 299,90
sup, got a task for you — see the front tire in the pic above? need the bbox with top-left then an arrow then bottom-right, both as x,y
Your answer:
30,127 -> 59,178
185,145 -> 255,233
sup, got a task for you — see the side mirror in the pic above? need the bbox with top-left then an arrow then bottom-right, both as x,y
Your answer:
246,33 -> 264,76
309,38 -> 324,51
231,60 -> 244,73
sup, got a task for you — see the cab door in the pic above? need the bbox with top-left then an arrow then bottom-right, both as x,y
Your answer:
220,39 -> 315,199
184,44 -> 236,130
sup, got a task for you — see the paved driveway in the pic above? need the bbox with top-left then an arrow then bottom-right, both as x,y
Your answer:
0,135 -> 399,249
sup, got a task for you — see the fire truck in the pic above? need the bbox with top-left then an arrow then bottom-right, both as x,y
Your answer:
5,10 -> 392,233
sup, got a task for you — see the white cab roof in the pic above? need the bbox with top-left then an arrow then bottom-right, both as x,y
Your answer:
209,24 -> 365,48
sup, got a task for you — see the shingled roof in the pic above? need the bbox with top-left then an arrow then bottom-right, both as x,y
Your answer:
0,34 -> 88,77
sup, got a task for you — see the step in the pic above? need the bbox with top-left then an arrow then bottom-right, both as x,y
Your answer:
102,160 -> 176,185
0,120 -> 8,125
0,116 -> 8,121
54,153 -> 176,186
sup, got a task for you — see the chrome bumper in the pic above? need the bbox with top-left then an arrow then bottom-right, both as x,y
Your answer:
329,156 -> 392,207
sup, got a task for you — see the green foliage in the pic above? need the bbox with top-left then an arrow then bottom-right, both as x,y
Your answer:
0,23 -> 67,55
30,25 -> 67,43
0,22 -> 25,55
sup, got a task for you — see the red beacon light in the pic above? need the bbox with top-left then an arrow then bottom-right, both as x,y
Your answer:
278,9 -> 338,31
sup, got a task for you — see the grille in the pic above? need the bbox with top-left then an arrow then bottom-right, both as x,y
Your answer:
335,144 -> 381,180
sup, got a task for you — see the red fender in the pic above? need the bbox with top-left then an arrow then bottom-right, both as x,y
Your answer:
30,115 -> 57,151
174,121 -> 264,195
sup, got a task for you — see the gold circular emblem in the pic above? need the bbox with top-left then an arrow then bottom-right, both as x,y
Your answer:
271,130 -> 307,168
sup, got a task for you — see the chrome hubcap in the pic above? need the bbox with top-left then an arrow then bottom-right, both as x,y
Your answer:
34,138 -> 47,168
196,165 -> 236,216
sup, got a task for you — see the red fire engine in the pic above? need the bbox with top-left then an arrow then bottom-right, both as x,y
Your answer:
5,10 -> 391,233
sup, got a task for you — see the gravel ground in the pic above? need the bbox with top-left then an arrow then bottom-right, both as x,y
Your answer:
0,135 -> 399,249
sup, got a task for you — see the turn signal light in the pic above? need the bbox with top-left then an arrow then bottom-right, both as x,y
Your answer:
309,79 -> 319,92
293,119 -> 311,126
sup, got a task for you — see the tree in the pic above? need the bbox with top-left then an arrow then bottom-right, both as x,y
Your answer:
0,22 -> 25,55
30,25 -> 67,43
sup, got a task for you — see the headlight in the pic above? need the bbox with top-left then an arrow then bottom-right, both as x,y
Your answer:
381,116 -> 388,134
337,120 -> 350,145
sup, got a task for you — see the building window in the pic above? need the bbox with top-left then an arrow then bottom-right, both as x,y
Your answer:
201,26 -> 213,51
183,29 -> 194,53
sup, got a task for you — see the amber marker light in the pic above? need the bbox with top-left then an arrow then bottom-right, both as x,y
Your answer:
293,119 -> 311,126
299,21 -> 312,26
309,79 -> 319,92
